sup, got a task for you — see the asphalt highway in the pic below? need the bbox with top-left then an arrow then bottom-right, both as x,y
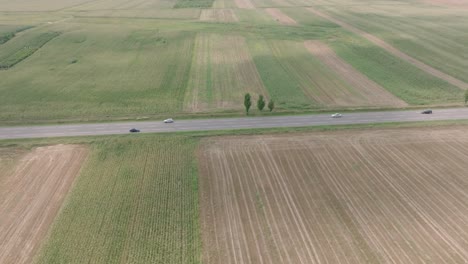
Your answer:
1,108 -> 468,140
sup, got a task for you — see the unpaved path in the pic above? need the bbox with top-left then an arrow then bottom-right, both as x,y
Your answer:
0,145 -> 88,264
304,40 -> 407,107
307,7 -> 468,90
265,8 -> 297,25
199,127 -> 468,263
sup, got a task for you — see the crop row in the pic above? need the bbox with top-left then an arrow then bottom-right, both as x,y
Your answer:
37,136 -> 201,263
0,31 -> 59,69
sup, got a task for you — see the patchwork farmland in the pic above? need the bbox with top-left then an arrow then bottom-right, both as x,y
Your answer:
0,0 -> 466,123
35,136 -> 201,264
0,145 -> 88,264
1,0 -> 468,262
2,125 -> 468,263
199,127 -> 468,264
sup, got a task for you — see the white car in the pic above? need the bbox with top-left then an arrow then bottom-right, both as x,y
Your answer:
331,113 -> 342,118
163,118 -> 174,123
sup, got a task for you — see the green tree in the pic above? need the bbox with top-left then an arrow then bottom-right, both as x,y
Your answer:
257,95 -> 266,111
244,93 -> 252,114
465,90 -> 468,104
268,100 -> 275,112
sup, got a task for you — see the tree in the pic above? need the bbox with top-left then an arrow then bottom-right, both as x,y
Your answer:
465,90 -> 468,105
257,95 -> 265,111
268,100 -> 275,112
244,93 -> 252,114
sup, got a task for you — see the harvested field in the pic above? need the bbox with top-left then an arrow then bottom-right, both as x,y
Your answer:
199,127 -> 468,264
306,7 -> 468,90
0,145 -> 87,264
200,9 -> 238,22
184,34 -> 267,112
304,40 -> 407,107
265,8 -> 297,25
234,0 -> 255,9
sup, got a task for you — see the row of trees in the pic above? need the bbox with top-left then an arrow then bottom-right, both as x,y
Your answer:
243,91 -> 468,115
244,93 -> 274,114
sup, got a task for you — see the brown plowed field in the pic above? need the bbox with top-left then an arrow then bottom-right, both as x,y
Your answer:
304,40 -> 407,107
199,127 -> 468,264
0,145 -> 88,264
306,7 -> 468,90
265,8 -> 297,25
200,9 -> 239,22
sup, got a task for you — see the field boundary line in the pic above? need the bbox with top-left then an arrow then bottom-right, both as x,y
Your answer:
304,40 -> 408,107
306,7 -> 468,90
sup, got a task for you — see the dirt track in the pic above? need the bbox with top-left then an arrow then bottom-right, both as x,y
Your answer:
199,128 -> 468,263
307,7 -> 468,90
0,145 -> 88,264
304,40 -> 407,107
265,8 -> 297,25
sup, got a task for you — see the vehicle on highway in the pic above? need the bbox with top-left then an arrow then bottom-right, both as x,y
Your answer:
331,113 -> 342,118
129,128 -> 140,133
164,118 -> 174,123
421,109 -> 432,114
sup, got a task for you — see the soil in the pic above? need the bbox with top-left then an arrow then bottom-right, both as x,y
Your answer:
199,127 -> 468,263
0,145 -> 88,264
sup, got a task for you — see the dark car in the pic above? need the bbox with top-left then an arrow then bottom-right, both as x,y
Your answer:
421,109 -> 432,114
129,128 -> 140,133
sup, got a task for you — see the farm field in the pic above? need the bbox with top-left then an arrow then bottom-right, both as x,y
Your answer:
327,31 -> 463,105
0,21 -> 195,123
0,0 -> 466,124
310,2 -> 468,84
184,33 -> 267,112
0,144 -> 88,264
35,136 -> 200,264
2,124 -> 468,263
199,127 -> 468,263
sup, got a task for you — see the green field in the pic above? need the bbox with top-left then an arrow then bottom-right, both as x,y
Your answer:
317,3 -> 468,83
0,0 -> 466,124
329,32 -> 463,105
34,135 -> 201,264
